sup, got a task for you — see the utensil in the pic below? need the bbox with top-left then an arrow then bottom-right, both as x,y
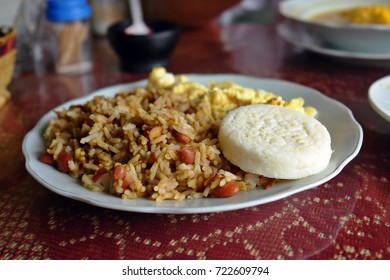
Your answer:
124,0 -> 150,35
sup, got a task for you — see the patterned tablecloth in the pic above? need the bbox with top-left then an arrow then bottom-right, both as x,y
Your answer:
0,22 -> 389,260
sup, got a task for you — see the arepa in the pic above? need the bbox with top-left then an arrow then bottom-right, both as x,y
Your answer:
218,104 -> 332,179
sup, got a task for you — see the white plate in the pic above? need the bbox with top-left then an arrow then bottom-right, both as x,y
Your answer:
278,21 -> 390,67
369,75 -> 390,122
22,75 -> 363,214
279,0 -> 390,54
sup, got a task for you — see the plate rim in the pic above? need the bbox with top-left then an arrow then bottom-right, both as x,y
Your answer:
277,21 -> 390,60
279,0 -> 390,31
22,74 -> 363,214
368,75 -> 390,122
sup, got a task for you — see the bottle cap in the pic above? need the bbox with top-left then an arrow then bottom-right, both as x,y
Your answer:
46,0 -> 92,22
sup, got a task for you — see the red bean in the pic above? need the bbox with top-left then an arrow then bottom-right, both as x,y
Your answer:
113,165 -> 134,189
173,129 -> 191,144
40,152 -> 55,166
113,165 -> 126,180
211,181 -> 240,198
149,152 -> 158,163
178,147 -> 196,164
122,173 -> 135,189
56,152 -> 74,173
92,168 -> 108,182
143,125 -> 162,141
259,176 -> 277,189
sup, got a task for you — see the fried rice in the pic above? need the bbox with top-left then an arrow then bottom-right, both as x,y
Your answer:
41,68 -> 317,201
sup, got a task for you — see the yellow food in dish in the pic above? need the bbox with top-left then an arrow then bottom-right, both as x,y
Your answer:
341,5 -> 390,25
148,67 -> 317,120
311,5 -> 390,25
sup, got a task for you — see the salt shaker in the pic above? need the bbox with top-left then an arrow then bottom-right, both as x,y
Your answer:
46,0 -> 92,74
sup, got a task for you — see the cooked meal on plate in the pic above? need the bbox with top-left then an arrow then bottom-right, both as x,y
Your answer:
40,68 -> 331,201
311,5 -> 390,25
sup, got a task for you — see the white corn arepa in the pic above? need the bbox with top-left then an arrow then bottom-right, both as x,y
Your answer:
218,104 -> 332,179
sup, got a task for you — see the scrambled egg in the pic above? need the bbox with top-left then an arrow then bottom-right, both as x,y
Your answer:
147,67 -> 317,120
341,5 -> 390,25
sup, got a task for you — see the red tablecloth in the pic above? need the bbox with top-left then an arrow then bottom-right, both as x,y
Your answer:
1,22 -> 389,260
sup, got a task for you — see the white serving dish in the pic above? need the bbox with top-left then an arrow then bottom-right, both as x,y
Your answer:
279,0 -> 390,53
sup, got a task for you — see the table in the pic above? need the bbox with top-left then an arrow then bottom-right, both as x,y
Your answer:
1,20 -> 389,260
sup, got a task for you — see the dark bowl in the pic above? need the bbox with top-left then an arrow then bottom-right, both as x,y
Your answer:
107,20 -> 180,72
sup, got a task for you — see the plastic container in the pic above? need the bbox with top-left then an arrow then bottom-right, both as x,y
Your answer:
46,0 -> 92,74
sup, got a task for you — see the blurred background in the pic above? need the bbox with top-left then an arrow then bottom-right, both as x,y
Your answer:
0,0 -> 278,77
0,0 -> 277,36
